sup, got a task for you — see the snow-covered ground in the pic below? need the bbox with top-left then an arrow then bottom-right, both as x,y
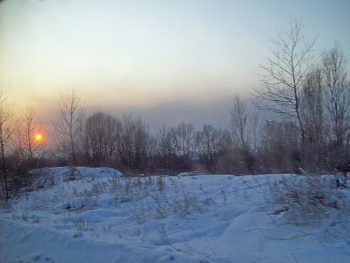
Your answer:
1,167 -> 350,263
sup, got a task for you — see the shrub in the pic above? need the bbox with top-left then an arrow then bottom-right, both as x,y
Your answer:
267,174 -> 345,225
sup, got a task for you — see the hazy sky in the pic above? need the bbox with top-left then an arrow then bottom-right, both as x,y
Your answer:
1,0 -> 349,135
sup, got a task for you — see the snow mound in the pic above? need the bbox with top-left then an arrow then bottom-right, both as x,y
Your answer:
31,166 -> 123,188
177,172 -> 193,177
65,197 -> 96,211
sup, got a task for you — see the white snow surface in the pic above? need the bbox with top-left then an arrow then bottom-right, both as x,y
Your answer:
1,167 -> 350,263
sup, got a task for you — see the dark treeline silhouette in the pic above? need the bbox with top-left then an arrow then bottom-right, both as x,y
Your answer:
1,18 -> 349,201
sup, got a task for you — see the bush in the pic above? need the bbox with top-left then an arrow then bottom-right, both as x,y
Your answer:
267,174 -> 346,225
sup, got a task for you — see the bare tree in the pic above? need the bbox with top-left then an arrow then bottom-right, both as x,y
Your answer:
301,69 -> 324,143
230,93 -> 249,149
321,41 -> 349,146
260,119 -> 301,173
153,123 -> 196,172
14,106 -> 44,168
196,125 -> 230,173
53,88 -> 85,166
249,107 -> 260,157
154,125 -> 176,171
118,114 -> 150,172
0,84 -> 14,202
254,17 -> 318,143
299,68 -> 327,170
83,111 -> 121,167
157,125 -> 174,159
172,123 -> 195,160
12,106 -> 44,200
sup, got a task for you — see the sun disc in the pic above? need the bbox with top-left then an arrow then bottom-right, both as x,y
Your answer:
35,134 -> 42,140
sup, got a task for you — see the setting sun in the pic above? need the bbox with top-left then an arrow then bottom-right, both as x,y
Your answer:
35,134 -> 42,141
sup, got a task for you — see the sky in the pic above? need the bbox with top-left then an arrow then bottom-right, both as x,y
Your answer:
0,0 -> 350,138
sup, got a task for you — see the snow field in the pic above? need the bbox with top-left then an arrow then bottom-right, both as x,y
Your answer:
1,167 -> 350,262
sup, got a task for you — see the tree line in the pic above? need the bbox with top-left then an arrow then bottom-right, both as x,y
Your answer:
0,18 -> 349,201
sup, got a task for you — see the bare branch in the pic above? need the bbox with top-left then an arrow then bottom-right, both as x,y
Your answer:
254,17 -> 318,143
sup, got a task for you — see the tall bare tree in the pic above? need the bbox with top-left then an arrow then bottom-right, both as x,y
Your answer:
249,107 -> 260,157
301,69 -> 324,143
254,17 -> 318,143
53,88 -> 85,166
0,84 -> 14,202
300,68 -> 326,170
321,41 -> 349,146
230,93 -> 249,149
